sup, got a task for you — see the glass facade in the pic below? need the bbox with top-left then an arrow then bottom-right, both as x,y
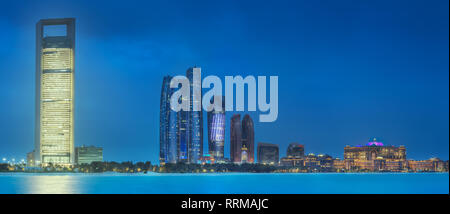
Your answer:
230,114 -> 242,163
159,76 -> 171,164
241,115 -> 254,163
257,142 -> 279,165
287,143 -> 304,157
207,96 -> 225,162
75,146 -> 103,165
159,76 -> 179,164
186,67 -> 203,163
35,18 -> 75,165
230,114 -> 255,163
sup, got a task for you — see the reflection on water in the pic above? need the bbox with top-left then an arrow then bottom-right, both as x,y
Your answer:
0,173 -> 447,194
23,175 -> 80,194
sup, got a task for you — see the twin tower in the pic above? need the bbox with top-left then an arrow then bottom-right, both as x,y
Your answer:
160,68 -> 255,164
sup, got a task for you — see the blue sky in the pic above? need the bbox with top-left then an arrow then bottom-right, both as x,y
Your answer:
0,0 -> 448,163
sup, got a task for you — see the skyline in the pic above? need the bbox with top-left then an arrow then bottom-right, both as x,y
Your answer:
0,0 -> 448,163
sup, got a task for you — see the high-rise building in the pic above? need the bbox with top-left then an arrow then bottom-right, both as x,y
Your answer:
257,142 -> 279,165
230,114 -> 242,163
287,143 -> 304,157
35,18 -> 75,165
241,115 -> 254,163
230,114 -> 255,163
75,145 -> 103,165
207,96 -> 225,162
178,108 -> 189,162
159,76 -> 171,164
186,67 -> 203,163
159,76 -> 179,164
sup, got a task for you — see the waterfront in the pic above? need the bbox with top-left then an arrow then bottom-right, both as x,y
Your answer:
0,173 -> 447,194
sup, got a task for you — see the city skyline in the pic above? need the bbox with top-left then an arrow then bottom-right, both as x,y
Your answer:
0,0 -> 448,163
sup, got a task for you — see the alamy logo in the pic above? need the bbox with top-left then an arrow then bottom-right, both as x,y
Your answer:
169,67 -> 278,122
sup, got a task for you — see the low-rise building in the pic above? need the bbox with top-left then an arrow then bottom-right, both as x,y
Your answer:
257,143 -> 279,165
75,145 -> 103,165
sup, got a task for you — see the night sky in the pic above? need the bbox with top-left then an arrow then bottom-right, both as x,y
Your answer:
0,0 -> 448,163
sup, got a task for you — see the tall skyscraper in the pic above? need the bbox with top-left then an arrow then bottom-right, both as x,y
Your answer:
230,114 -> 255,163
35,18 -> 75,165
230,114 -> 242,163
207,96 -> 225,162
159,76 -> 171,164
241,115 -> 255,163
178,108 -> 189,162
160,76 -> 179,164
186,67 -> 203,163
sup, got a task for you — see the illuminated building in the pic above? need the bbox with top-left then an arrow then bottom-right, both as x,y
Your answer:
280,157 -> 303,167
207,96 -> 225,162
407,160 -> 433,172
230,114 -> 255,163
407,158 -> 447,172
75,145 -> 103,165
317,154 -> 333,170
344,138 -> 406,171
186,67 -> 203,163
286,143 -> 304,157
241,115 -> 255,163
230,114 -> 242,163
160,76 -> 179,164
333,159 -> 345,171
303,153 -> 320,170
27,151 -> 35,167
35,18 -> 75,165
159,76 -> 171,164
280,143 -> 305,167
178,103 -> 189,162
257,143 -> 279,165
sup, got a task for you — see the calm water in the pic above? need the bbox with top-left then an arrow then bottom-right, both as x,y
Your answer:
0,173 -> 448,194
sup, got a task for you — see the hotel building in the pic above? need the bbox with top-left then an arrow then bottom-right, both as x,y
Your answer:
344,138 -> 406,171
230,114 -> 255,163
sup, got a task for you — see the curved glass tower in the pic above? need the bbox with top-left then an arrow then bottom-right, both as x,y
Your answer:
207,96 -> 225,162
160,76 -> 179,164
159,76 -> 171,164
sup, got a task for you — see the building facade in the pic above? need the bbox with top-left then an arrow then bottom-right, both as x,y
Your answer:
230,114 -> 242,163
344,138 -> 407,171
230,114 -> 255,163
186,67 -> 203,163
35,18 -> 76,165
159,76 -> 171,164
75,145 -> 103,165
241,115 -> 255,163
159,76 -> 180,164
207,96 -> 225,162
257,142 -> 279,165
286,143 -> 304,157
